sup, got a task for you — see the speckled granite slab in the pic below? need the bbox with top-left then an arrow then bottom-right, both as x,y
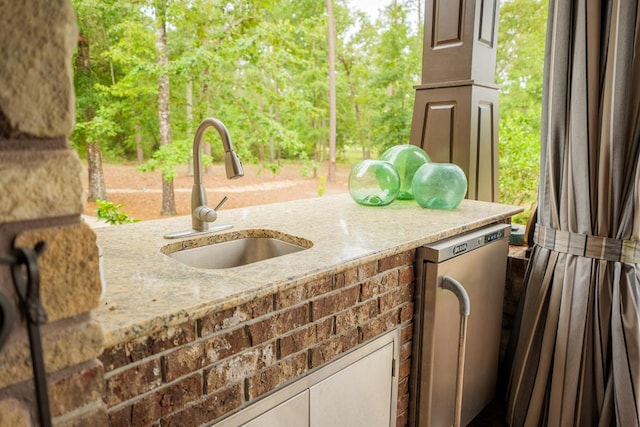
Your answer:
93,193 -> 522,347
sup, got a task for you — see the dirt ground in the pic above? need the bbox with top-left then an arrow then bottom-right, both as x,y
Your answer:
83,161 -> 352,222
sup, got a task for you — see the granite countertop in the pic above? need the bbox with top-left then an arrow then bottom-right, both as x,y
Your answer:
94,193 -> 522,347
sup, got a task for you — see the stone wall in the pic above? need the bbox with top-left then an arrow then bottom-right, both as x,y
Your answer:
100,251 -> 416,426
0,1 -> 106,425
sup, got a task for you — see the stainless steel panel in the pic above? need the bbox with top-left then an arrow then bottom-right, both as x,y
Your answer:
310,341 -> 395,427
410,224 -> 510,427
243,391 -> 309,427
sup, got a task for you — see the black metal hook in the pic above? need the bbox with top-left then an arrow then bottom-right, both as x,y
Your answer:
11,242 -> 47,325
7,242 -> 51,427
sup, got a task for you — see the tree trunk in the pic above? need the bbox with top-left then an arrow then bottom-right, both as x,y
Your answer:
156,2 -> 176,215
269,102 -> 275,163
87,141 -> 106,201
274,84 -> 281,165
78,31 -> 108,202
186,79 -> 194,177
135,123 -> 144,165
339,55 -> 366,161
326,0 -> 337,183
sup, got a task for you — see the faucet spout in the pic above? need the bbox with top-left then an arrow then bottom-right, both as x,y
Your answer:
191,118 -> 244,232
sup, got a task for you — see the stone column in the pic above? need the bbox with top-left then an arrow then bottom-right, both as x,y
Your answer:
409,0 -> 501,202
0,0 -> 106,425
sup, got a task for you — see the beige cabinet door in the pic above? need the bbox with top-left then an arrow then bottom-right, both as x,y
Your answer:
243,390 -> 309,427
309,341 -> 394,427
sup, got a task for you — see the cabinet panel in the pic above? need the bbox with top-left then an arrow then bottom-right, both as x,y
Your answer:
243,391 -> 309,427
214,331 -> 398,427
309,341 -> 394,427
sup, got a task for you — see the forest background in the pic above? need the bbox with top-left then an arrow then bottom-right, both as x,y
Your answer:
71,0 -> 546,224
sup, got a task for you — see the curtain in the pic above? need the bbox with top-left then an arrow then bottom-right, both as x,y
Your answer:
506,0 -> 640,426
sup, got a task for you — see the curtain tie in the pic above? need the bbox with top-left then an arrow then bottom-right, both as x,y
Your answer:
534,224 -> 640,263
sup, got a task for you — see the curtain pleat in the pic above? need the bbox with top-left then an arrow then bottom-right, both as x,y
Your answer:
506,0 -> 640,425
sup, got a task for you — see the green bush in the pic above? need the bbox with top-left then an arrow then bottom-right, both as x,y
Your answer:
95,199 -> 138,225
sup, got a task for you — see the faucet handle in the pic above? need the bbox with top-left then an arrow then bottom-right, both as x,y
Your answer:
193,196 -> 229,223
193,206 -> 217,222
213,196 -> 229,211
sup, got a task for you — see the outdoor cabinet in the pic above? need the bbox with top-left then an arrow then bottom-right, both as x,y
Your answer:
410,83 -> 499,202
214,330 -> 399,427
410,0 -> 501,202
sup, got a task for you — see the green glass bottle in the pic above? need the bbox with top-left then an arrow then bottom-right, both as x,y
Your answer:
379,144 -> 431,200
412,162 -> 467,209
348,160 -> 400,206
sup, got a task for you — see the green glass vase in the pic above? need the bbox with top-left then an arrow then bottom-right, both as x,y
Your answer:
379,144 -> 431,200
412,162 -> 467,209
348,160 -> 400,206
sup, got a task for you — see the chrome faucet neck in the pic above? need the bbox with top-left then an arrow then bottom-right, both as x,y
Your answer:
164,117 -> 244,239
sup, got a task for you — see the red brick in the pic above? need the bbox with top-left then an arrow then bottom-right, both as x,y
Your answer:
131,373 -> 202,425
204,327 -> 250,364
108,405 -> 132,426
162,384 -> 243,427
308,330 -> 358,368
399,302 -> 414,323
358,261 -> 378,281
247,304 -> 309,345
104,358 -> 162,407
379,250 -> 415,272
163,342 -> 206,382
311,286 -> 359,321
335,266 -> 358,289
397,378 -> 410,427
360,269 -> 399,300
398,265 -> 415,286
246,352 -> 307,400
400,323 -> 413,344
279,317 -> 333,358
400,340 -> 412,362
379,282 -> 414,313
398,358 -> 411,380
397,376 -> 409,399
275,277 -> 333,309
199,295 -> 273,336
48,359 -> 104,417
396,409 -> 409,427
358,311 -> 398,343
99,344 -> 128,373
204,343 -> 276,392
381,269 -> 401,293
334,300 -> 378,334
125,321 -> 196,363
55,403 -> 108,427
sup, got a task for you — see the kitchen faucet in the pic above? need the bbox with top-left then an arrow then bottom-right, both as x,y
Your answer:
164,118 -> 244,239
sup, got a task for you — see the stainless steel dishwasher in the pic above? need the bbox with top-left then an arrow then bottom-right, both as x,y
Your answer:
409,223 -> 510,427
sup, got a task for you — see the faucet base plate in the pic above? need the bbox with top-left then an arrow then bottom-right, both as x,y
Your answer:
164,224 -> 233,239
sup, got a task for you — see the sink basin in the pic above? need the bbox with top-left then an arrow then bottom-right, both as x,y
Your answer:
161,229 -> 313,269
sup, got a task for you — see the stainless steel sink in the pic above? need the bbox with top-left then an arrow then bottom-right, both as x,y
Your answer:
161,230 -> 313,269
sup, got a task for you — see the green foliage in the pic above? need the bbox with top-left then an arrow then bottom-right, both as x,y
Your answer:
71,0 -> 547,222
94,199 -> 138,225
497,0 -> 548,223
317,175 -> 327,196
264,163 -> 281,175
299,161 -> 318,178
139,137 -> 211,182
70,0 -> 423,173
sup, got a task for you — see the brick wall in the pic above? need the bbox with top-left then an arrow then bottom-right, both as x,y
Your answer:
100,250 -> 416,426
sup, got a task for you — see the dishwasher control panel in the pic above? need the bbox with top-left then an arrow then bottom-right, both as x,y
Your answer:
419,223 -> 511,263
484,229 -> 505,244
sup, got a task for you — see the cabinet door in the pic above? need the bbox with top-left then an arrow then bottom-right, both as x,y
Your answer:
243,390 -> 309,427
309,341 -> 394,427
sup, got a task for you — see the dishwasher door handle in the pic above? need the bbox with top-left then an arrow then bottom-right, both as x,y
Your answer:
441,275 -> 470,316
440,275 -> 470,427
